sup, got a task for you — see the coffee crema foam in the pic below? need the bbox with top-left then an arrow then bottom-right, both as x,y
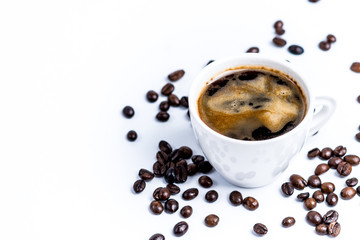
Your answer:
197,67 -> 306,141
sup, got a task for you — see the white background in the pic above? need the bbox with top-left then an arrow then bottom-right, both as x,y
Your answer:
1,0 -> 360,239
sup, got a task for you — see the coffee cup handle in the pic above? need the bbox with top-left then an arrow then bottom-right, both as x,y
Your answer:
309,96 -> 336,136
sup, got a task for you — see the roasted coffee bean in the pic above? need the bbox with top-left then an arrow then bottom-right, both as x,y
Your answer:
150,200 -> 164,215
173,221 -> 188,237
337,161 -> 352,176
156,111 -> 170,122
180,96 -> 189,108
304,198 -> 317,210
127,130 -> 137,141
243,196 -> 259,211
340,186 -> 356,200
149,233 -> 165,240
174,165 -> 187,183
168,69 -> 185,82
156,151 -> 169,165
122,106 -> 134,118
321,182 -> 335,194
139,168 -> 154,181
191,155 -> 205,165
315,163 -> 330,175
308,175 -> 322,188
281,182 -> 294,196
153,161 -> 167,177
282,217 -> 295,227
133,179 -> 146,193
274,20 -> 283,29
246,47 -> 259,53
229,191 -> 243,206
333,145 -> 346,157
346,177 -> 358,187
327,34 -> 336,43
306,211 -> 322,226
323,210 -> 339,224
326,192 -> 338,206
328,221 -> 341,237
168,149 -> 181,163
288,45 -> 304,55
344,154 -> 360,166
178,146 -> 193,159
319,41 -> 331,51
159,101 -> 170,111
180,205 -> 193,218
175,159 -> 187,168
357,186 -> 360,196
167,183 -> 180,195
313,190 -> 325,203
328,157 -> 343,169
290,174 -> 307,190
182,188 -> 199,200
168,94 -> 180,106
309,0 -> 320,2
205,214 -> 219,227
146,90 -> 158,102
356,132 -> 360,141
165,198 -> 179,213
186,163 -> 198,176
153,187 -> 171,201
205,190 -> 218,203
161,83 -> 175,96
273,37 -> 286,47
308,148 -> 320,158
320,147 -> 333,159
297,192 -> 310,201
351,62 -> 360,73
275,28 -> 285,35
198,161 -> 213,173
159,140 -> 172,154
198,175 -> 213,188
253,223 -> 268,235
164,167 -> 176,184
315,224 -> 328,235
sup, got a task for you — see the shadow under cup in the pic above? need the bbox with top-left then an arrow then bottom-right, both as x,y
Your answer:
189,55 -> 313,188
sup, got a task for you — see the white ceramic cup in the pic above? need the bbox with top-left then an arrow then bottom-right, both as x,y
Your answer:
189,54 -> 335,188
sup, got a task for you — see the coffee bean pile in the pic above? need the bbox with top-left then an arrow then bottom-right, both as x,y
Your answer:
319,34 -> 336,51
280,145 -> 360,237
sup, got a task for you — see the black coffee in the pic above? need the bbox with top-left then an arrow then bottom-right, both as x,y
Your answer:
197,66 -> 307,140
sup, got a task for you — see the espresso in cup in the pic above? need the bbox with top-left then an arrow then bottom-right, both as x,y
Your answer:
197,66 -> 307,141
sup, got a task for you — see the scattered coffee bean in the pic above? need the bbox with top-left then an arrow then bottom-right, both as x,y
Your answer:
344,154 -> 360,166
173,221 -> 188,237
168,69 -> 185,82
253,223 -> 268,235
350,62 -> 360,73
186,163 -> 198,176
308,175 -> 322,188
127,130 -> 137,141
315,224 -> 328,235
273,20 -> 283,29
346,177 -> 358,187
150,200 -> 164,215
139,168 -> 154,181
180,205 -> 193,218
153,187 -> 171,201
164,167 -> 176,183
180,96 -> 189,108
273,37 -> 286,47
328,221 -> 341,237
168,94 -> 180,106
321,182 -> 335,194
174,165 -> 188,183
327,34 -> 336,43
282,217 -> 295,227
161,83 -> 175,96
323,210 -> 339,224
281,182 -> 294,196
168,149 -> 181,162
159,101 -> 170,111
146,90 -> 159,102
275,28 -> 285,35
288,45 -> 304,55
153,161 -> 167,177
167,183 -> 180,195
290,174 -> 307,190
308,148 -> 320,158
122,106 -> 134,118
133,179 -> 146,193
356,132 -> 360,141
205,190 -> 218,203
328,157 -> 343,169
297,192 -> 310,201
243,196 -> 259,211
159,140 -> 172,154
198,175 -> 213,188
340,186 -> 356,200
313,190 -> 325,203
165,198 -> 179,213
182,188 -> 199,200
229,191 -> 243,206
309,0 -> 320,2
306,211 -> 322,226
149,233 -> 165,240
198,161 -> 213,173
337,161 -> 352,176
191,155 -> 205,165
156,111 -> 170,122
315,163 -> 330,175
304,198 -> 317,210
320,147 -> 333,159
178,146 -> 193,159
326,192 -> 338,206
205,214 -> 219,227
156,151 -> 169,165
246,47 -> 259,53
357,186 -> 360,196
333,145 -> 347,157
319,41 -> 330,51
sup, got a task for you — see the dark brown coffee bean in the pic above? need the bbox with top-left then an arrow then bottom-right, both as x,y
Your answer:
282,217 -> 295,227
165,198 -> 179,213
297,192 -> 310,201
139,168 -> 154,181
175,159 -> 187,169
321,182 -> 335,194
253,223 -> 268,235
161,83 -> 175,96
127,130 -> 137,141
328,221 -> 341,237
340,186 -> 356,200
273,20 -> 283,29
344,154 -> 360,166
315,163 -> 330,175
246,47 -> 259,53
164,166 -> 175,183
198,175 -> 213,188
153,161 -> 167,177
333,145 -> 347,157
122,106 -> 134,118
275,28 -> 285,35
182,188 -> 199,200
308,148 -> 320,158
315,224 -> 328,235
156,111 -> 170,122
146,90 -> 158,102
273,37 -> 286,47
308,175 -> 322,188
150,200 -> 164,215
156,151 -> 169,165
290,174 -> 307,190
346,177 -> 358,187
198,161 -> 213,173
229,191 -> 243,206
180,205 -> 193,218
328,157 -> 343,169
288,45 -> 304,55
312,190 -> 324,203
133,179 -> 146,193
168,69 -> 185,82
149,233 -> 165,240
168,149 -> 181,163
304,197 -> 317,210
337,161 -> 352,176
357,186 -> 360,196
159,101 -> 170,111
191,155 -> 205,165
243,196 -> 259,211
153,187 -> 171,201
167,183 -> 180,195
351,62 -> 360,73
205,190 -> 218,203
356,132 -> 360,141
205,214 -> 219,227
180,96 -> 189,108
309,0 -> 320,2
167,94 -> 180,107
327,34 -> 336,43
319,41 -> 331,51
306,211 -> 322,226
159,140 -> 172,154
173,221 -> 188,236
281,182 -> 294,196
320,147 -> 333,159
326,192 -> 338,206
186,163 -> 198,176
323,210 -> 339,224
174,165 -> 188,183
178,146 -> 192,159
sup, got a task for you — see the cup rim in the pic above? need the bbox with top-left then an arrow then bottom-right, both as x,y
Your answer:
189,54 -> 314,145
